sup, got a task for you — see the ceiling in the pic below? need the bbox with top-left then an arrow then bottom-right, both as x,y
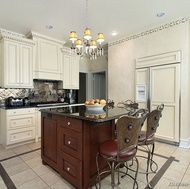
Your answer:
1,0 -> 190,46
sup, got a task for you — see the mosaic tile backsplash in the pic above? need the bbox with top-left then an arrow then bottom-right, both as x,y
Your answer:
0,80 -> 66,106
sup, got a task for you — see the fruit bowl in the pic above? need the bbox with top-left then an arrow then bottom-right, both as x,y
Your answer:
85,104 -> 106,111
85,109 -> 106,119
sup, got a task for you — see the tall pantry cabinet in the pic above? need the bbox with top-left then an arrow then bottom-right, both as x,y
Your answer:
0,33 -> 35,88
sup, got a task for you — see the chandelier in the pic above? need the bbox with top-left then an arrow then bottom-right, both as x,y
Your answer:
69,0 -> 104,60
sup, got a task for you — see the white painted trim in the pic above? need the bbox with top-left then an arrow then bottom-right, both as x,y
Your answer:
0,33 -> 36,45
179,137 -> 190,148
26,31 -> 66,45
136,50 -> 181,68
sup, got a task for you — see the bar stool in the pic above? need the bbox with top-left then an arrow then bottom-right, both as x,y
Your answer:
95,109 -> 148,189
138,104 -> 164,188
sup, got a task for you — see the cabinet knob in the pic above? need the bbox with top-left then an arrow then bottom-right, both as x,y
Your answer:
67,167 -> 70,171
68,122 -> 71,125
68,141 -> 71,145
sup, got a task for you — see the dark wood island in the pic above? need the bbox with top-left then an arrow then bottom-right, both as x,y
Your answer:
40,105 -> 135,189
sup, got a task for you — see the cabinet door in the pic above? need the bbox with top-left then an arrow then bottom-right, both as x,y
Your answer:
4,41 -> 20,87
35,39 -> 61,80
58,150 -> 82,189
41,114 -> 59,170
63,55 -> 79,89
20,44 -> 33,88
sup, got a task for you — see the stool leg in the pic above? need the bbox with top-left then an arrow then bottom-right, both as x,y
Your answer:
111,161 -> 116,189
95,153 -> 101,189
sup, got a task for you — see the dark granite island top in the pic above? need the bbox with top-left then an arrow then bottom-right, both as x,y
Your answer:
40,104 -> 136,189
40,104 -> 136,122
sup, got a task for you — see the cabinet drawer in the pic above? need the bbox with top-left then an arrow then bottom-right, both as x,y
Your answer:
58,128 -> 82,160
58,150 -> 82,189
6,108 -> 35,116
7,127 -> 35,145
7,114 -> 35,130
58,116 -> 82,132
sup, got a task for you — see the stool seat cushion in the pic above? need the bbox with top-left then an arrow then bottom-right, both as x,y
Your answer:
99,139 -> 137,160
138,131 -> 155,145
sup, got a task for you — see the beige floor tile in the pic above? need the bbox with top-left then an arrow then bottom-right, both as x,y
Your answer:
169,160 -> 189,173
25,156 -> 42,168
20,151 -> 39,162
178,173 -> 190,189
0,149 -> 16,160
5,162 -> 30,177
26,141 -> 41,150
11,145 -> 31,154
32,164 -> 52,176
16,177 -> 48,189
50,179 -> 75,189
155,177 -> 178,189
40,170 -> 62,186
36,149 -> 41,155
1,156 -> 23,168
162,168 -> 184,183
10,169 -> 38,187
186,163 -> 190,175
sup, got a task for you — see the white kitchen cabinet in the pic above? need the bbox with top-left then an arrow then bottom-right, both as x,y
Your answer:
0,33 -> 35,88
27,32 -> 66,80
0,108 -> 36,148
58,48 -> 79,89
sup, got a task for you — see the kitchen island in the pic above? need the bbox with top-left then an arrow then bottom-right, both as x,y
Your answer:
40,104 -> 136,189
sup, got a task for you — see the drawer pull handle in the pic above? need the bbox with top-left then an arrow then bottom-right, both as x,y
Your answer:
67,167 -> 70,171
68,141 -> 71,145
14,122 -> 16,124
68,122 -> 71,125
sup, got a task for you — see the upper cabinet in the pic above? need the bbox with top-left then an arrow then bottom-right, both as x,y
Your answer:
27,32 -> 66,81
0,33 -> 35,88
58,48 -> 79,89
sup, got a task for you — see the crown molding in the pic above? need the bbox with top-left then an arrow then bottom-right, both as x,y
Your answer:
26,31 -> 66,45
0,28 -> 25,37
0,32 -> 36,45
108,16 -> 189,47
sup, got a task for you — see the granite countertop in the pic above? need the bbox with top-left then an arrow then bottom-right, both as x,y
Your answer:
0,103 -> 84,110
40,104 -> 137,122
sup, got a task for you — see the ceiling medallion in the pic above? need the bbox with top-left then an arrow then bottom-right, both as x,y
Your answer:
69,0 -> 104,60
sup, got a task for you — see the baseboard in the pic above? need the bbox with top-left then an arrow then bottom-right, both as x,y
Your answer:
179,137 -> 190,148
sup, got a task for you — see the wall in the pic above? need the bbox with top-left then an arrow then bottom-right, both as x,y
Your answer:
108,16 -> 190,147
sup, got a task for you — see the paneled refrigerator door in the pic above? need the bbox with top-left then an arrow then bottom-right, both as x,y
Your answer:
135,64 -> 180,144
150,64 -> 180,144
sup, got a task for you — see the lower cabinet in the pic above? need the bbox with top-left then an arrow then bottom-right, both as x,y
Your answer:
41,112 -> 115,189
0,108 -> 36,148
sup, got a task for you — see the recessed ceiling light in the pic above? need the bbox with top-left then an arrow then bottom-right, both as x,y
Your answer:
111,31 -> 118,36
156,12 -> 165,17
46,25 -> 53,29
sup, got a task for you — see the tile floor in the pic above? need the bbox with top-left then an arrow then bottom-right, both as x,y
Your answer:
0,141 -> 190,189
